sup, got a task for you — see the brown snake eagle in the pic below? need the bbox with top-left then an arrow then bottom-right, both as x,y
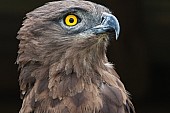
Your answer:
16,0 -> 135,113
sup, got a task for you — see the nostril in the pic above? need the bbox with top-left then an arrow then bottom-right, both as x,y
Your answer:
101,16 -> 106,24
101,16 -> 105,22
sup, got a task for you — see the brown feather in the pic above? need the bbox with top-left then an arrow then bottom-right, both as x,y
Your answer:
17,0 -> 135,113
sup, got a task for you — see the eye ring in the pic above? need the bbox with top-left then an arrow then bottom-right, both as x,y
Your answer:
64,14 -> 79,26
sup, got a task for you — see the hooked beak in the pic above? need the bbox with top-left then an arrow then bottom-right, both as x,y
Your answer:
92,12 -> 120,40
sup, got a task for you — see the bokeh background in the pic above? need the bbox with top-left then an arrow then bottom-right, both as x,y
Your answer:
0,0 -> 170,113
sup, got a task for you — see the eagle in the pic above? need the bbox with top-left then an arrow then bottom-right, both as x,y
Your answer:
17,0 -> 135,113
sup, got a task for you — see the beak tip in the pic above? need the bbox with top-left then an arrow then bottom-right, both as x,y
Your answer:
115,31 -> 119,40
116,35 -> 118,40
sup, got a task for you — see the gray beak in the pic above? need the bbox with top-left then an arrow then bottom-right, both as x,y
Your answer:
92,12 -> 120,40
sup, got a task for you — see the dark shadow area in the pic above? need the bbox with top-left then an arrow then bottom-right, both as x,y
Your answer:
0,0 -> 169,113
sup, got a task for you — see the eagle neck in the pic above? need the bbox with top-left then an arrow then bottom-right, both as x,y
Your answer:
53,40 -> 109,78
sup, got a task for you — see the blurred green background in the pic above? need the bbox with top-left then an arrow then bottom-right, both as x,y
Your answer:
0,0 -> 170,113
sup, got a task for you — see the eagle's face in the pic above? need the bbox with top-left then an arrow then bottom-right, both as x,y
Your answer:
18,0 -> 120,65
27,1 -> 120,38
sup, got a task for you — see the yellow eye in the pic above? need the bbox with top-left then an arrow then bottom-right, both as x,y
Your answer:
65,14 -> 78,26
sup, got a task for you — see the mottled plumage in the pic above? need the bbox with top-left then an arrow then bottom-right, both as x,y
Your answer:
17,0 -> 135,113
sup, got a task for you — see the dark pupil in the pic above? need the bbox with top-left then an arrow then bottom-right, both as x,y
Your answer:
69,18 -> 74,23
